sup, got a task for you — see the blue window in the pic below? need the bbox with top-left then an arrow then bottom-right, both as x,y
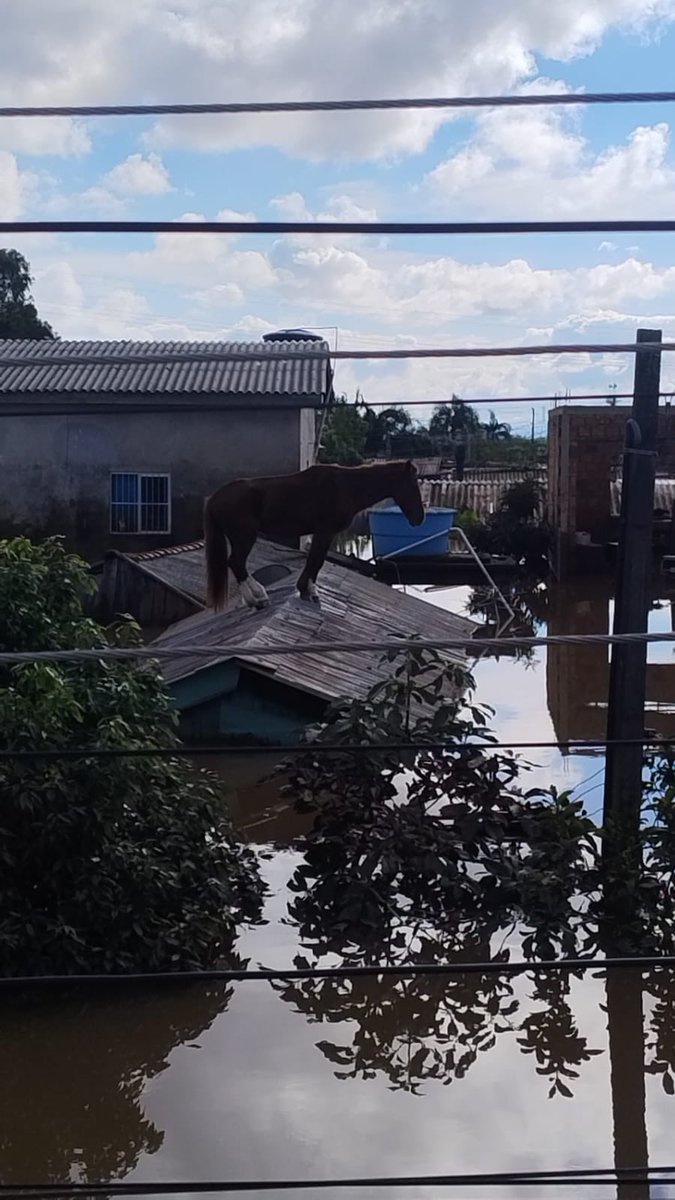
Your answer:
110,473 -> 171,534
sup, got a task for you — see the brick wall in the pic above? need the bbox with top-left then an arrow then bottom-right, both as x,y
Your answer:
548,405 -> 675,572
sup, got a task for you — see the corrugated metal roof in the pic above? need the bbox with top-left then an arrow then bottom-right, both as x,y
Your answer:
610,478 -> 675,518
0,338 -> 331,400
141,539 -> 478,708
422,477 -> 546,519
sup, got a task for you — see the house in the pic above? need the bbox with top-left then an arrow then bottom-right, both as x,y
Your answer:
0,336 -> 333,559
92,538 -> 478,743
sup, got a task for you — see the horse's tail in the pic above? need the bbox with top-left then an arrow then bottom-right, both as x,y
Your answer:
203,496 -> 229,611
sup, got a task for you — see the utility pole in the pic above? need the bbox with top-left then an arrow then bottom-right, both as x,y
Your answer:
603,330 -> 661,855
605,970 -> 649,1200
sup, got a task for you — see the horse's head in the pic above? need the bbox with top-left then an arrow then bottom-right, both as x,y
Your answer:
392,460 -> 425,527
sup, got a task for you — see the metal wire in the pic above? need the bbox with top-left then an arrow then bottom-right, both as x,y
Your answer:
3,628 -> 675,666
0,341 -> 669,373
4,219 -> 675,238
5,90 -> 675,117
1,1165 -> 674,1197
1,954 -> 675,990
0,735 -> 670,762
362,391 -> 639,407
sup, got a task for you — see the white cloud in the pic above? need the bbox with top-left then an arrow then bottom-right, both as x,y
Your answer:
0,149 -> 36,218
22,219 -> 675,414
426,94 -> 675,217
0,0 -> 674,161
103,153 -> 173,196
0,117 -> 90,158
271,192 -> 378,224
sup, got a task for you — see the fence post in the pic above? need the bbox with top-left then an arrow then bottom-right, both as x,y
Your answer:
602,329 -> 661,855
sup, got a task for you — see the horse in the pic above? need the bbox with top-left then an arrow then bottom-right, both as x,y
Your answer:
203,459 -> 425,611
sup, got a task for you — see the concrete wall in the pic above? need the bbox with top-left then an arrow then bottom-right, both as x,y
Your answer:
0,406 -> 308,559
548,405 -> 675,573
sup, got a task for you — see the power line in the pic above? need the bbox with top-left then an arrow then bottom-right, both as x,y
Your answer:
0,393 -> 665,418
1,1165 -> 674,1197
0,341 -> 670,372
1,953 -> 675,990
5,219 -> 675,237
4,90 -> 675,118
364,391 -> 639,407
0,735 -> 670,762
3,628 -> 675,666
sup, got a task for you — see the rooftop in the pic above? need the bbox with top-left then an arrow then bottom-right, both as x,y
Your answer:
139,539 -> 478,709
0,338 -> 332,407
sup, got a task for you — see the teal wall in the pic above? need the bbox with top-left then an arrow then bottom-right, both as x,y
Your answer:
170,661 -> 325,745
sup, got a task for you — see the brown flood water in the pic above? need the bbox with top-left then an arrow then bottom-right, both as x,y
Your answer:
3,576 -> 675,1198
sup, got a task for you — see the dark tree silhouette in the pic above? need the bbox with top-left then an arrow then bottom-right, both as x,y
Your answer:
0,249 -> 55,339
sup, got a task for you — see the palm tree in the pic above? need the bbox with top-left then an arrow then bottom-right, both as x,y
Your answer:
483,410 -> 512,442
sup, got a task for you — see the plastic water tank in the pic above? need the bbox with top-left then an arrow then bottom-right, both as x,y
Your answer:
368,505 -> 456,558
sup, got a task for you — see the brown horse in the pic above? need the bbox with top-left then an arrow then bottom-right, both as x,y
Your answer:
203,459 -> 425,610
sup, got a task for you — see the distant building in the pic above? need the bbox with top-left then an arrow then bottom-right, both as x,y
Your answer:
548,405 -> 675,576
0,336 -> 333,558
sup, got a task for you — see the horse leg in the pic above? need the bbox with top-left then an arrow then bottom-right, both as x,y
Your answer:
228,526 -> 268,609
297,531 -> 333,603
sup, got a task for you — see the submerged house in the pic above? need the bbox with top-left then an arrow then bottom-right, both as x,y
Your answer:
0,336 -> 332,559
93,539 -> 478,743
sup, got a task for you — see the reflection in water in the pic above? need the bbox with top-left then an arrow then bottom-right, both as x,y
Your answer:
518,972 -> 602,1099
274,924 -> 520,1095
7,575 -> 675,1197
547,577 -> 675,748
0,983 -> 232,1185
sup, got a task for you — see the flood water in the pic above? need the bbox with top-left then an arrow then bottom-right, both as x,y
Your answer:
3,574 -> 675,1198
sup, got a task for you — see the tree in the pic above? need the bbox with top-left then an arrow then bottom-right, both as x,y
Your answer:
364,406 -> 414,456
429,396 -> 481,442
0,537 -> 263,975
482,410 -> 512,442
0,249 -> 55,339
319,395 -> 369,465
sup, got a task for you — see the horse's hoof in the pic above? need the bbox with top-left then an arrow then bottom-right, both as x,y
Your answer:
299,588 -> 320,604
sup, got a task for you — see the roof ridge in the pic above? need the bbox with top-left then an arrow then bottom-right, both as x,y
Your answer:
129,540 -> 205,561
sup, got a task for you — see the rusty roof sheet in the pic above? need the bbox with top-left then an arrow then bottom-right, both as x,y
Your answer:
0,338 -> 331,401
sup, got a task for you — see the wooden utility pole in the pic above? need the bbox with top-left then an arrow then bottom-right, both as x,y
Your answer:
603,329 -> 661,837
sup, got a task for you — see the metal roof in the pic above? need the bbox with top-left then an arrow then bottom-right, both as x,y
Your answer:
156,577 -> 476,710
131,539 -> 478,708
610,477 -> 675,518
0,338 -> 332,402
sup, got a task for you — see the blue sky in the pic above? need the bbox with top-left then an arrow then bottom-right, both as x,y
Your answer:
3,0 -> 675,432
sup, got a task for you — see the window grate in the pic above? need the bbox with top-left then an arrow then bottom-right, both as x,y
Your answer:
110,473 -> 171,534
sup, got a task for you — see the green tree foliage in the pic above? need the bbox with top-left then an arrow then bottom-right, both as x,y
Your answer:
469,478 -> 552,570
319,395 -> 369,464
482,410 -> 512,442
429,396 -> 481,442
0,249 -> 55,340
271,650 -> 675,1096
364,406 -> 414,456
0,538 -> 263,975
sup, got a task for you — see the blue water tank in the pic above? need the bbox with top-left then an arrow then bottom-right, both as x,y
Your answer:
368,505 -> 456,558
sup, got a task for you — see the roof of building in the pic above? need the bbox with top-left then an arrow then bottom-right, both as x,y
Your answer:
124,538 -> 306,606
610,477 -> 675,518
137,539 -> 478,708
0,338 -> 332,405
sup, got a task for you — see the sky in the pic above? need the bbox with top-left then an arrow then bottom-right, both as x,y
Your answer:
4,1 -> 675,433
